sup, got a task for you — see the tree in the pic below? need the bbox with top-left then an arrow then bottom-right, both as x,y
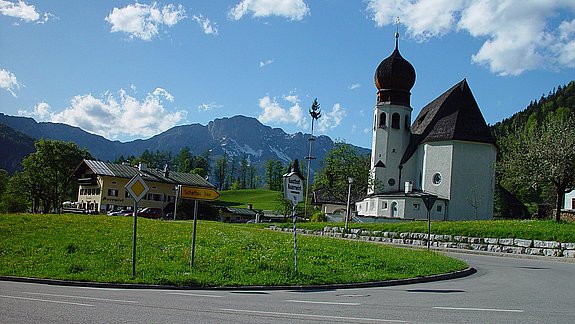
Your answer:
499,114 -> 575,222
21,139 -> 91,213
264,159 -> 284,191
239,154 -> 248,189
313,142 -> 371,204
214,153 -> 229,190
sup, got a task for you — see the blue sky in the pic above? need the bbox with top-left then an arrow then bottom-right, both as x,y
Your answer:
1,0 -> 574,149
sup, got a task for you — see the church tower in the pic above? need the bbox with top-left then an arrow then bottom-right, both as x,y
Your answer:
369,29 -> 416,195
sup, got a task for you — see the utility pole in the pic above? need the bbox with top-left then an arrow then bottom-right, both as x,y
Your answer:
304,99 -> 321,219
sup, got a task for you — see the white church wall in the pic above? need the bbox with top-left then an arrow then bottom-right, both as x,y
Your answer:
448,141 -> 496,220
421,142 -> 453,199
564,190 -> 575,210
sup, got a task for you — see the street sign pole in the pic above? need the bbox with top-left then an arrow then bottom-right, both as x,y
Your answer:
190,200 -> 199,268
131,201 -> 138,277
283,159 -> 304,273
421,193 -> 438,251
292,200 -> 298,272
125,174 -> 149,278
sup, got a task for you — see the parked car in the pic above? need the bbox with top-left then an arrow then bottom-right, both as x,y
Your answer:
107,209 -> 131,216
137,207 -> 162,219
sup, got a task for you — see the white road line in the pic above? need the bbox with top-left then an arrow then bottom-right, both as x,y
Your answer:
286,299 -> 361,306
221,308 -> 407,323
166,292 -> 224,298
23,292 -> 138,304
0,294 -> 94,307
434,306 -> 524,313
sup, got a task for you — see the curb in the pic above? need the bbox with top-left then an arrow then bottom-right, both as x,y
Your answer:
0,267 -> 476,291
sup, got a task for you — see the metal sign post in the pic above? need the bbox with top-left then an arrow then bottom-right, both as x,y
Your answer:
421,193 -> 437,250
125,175 -> 149,277
283,159 -> 304,272
176,185 -> 219,268
190,200 -> 199,267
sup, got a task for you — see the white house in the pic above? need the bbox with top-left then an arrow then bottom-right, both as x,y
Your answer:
565,190 -> 575,210
356,32 -> 497,221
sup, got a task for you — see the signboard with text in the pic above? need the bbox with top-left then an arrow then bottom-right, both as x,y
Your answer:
284,173 -> 304,205
180,186 -> 220,201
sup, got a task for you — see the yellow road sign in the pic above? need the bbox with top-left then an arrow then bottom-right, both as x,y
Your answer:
180,186 -> 220,201
125,175 -> 149,202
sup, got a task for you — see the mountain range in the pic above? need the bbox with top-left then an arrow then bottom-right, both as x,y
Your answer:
0,113 -> 369,175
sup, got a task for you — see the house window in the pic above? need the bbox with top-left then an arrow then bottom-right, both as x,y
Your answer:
108,189 -> 118,197
405,114 -> 410,129
379,112 -> 387,128
413,203 -> 420,210
391,113 -> 400,129
125,191 -> 130,198
437,205 -> 443,212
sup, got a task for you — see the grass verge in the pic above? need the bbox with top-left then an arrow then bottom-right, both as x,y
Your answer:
273,219 -> 575,242
0,213 -> 466,287
216,189 -> 280,210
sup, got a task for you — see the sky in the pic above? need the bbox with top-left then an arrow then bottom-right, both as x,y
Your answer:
1,0 -> 574,149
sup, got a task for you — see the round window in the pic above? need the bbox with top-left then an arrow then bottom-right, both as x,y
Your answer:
432,173 -> 442,185
388,178 -> 396,186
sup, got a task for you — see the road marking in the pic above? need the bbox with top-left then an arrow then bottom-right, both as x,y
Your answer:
434,306 -> 524,313
23,292 -> 138,304
166,292 -> 224,298
0,294 -> 94,307
286,299 -> 361,306
221,308 -> 407,323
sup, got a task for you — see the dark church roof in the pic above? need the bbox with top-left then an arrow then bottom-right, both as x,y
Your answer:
401,79 -> 495,164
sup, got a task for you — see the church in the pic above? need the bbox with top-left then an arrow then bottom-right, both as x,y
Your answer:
355,32 -> 497,221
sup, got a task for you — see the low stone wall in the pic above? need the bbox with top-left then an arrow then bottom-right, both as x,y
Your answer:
268,225 -> 575,258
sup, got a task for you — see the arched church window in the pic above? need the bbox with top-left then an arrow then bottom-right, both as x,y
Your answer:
379,112 -> 387,128
391,113 -> 400,129
405,114 -> 410,129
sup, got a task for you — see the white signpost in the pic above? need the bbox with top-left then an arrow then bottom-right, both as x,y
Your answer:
125,174 -> 149,277
283,159 -> 304,272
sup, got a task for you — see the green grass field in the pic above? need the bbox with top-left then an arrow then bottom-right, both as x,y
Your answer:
275,219 -> 575,242
216,189 -> 281,210
0,213 -> 466,287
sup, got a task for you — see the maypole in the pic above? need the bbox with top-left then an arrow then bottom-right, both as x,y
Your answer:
304,98 -> 321,218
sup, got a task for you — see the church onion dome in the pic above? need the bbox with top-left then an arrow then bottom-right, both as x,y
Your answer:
374,34 -> 416,106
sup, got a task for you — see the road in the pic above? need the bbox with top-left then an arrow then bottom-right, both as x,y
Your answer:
1,252 -> 574,323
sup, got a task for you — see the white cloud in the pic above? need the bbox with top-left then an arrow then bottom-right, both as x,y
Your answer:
105,2 -> 186,41
229,0 -> 309,21
349,83 -> 361,90
0,0 -> 37,22
192,14 -> 218,35
366,0 -> 575,75
260,59 -> 274,67
198,102 -> 222,111
0,68 -> 21,97
19,88 -> 186,140
257,94 -> 305,127
317,103 -> 347,133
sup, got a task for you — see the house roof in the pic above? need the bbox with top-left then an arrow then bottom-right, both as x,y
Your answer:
220,207 -> 258,216
74,159 -> 215,188
401,79 -> 495,164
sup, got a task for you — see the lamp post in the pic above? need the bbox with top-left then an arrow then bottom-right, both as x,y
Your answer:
345,177 -> 353,230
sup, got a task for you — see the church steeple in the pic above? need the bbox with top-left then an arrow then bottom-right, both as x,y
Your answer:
374,18 -> 416,107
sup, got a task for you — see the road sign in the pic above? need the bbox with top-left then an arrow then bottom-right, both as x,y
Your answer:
180,186 -> 220,201
125,174 -> 149,202
421,193 -> 438,212
284,173 -> 304,204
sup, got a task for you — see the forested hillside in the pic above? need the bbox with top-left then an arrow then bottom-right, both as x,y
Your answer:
0,123 -> 35,174
492,81 -> 575,218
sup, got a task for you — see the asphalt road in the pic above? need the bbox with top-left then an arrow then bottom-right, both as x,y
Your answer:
1,252 -> 574,323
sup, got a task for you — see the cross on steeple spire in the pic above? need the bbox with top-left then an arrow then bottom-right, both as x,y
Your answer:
395,17 -> 400,49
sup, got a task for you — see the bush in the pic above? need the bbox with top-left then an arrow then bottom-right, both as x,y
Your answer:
310,211 -> 326,222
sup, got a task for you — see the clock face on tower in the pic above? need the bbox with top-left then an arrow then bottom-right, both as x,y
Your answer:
388,178 -> 396,186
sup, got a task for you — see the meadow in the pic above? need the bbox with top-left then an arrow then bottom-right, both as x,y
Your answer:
0,213 -> 466,287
